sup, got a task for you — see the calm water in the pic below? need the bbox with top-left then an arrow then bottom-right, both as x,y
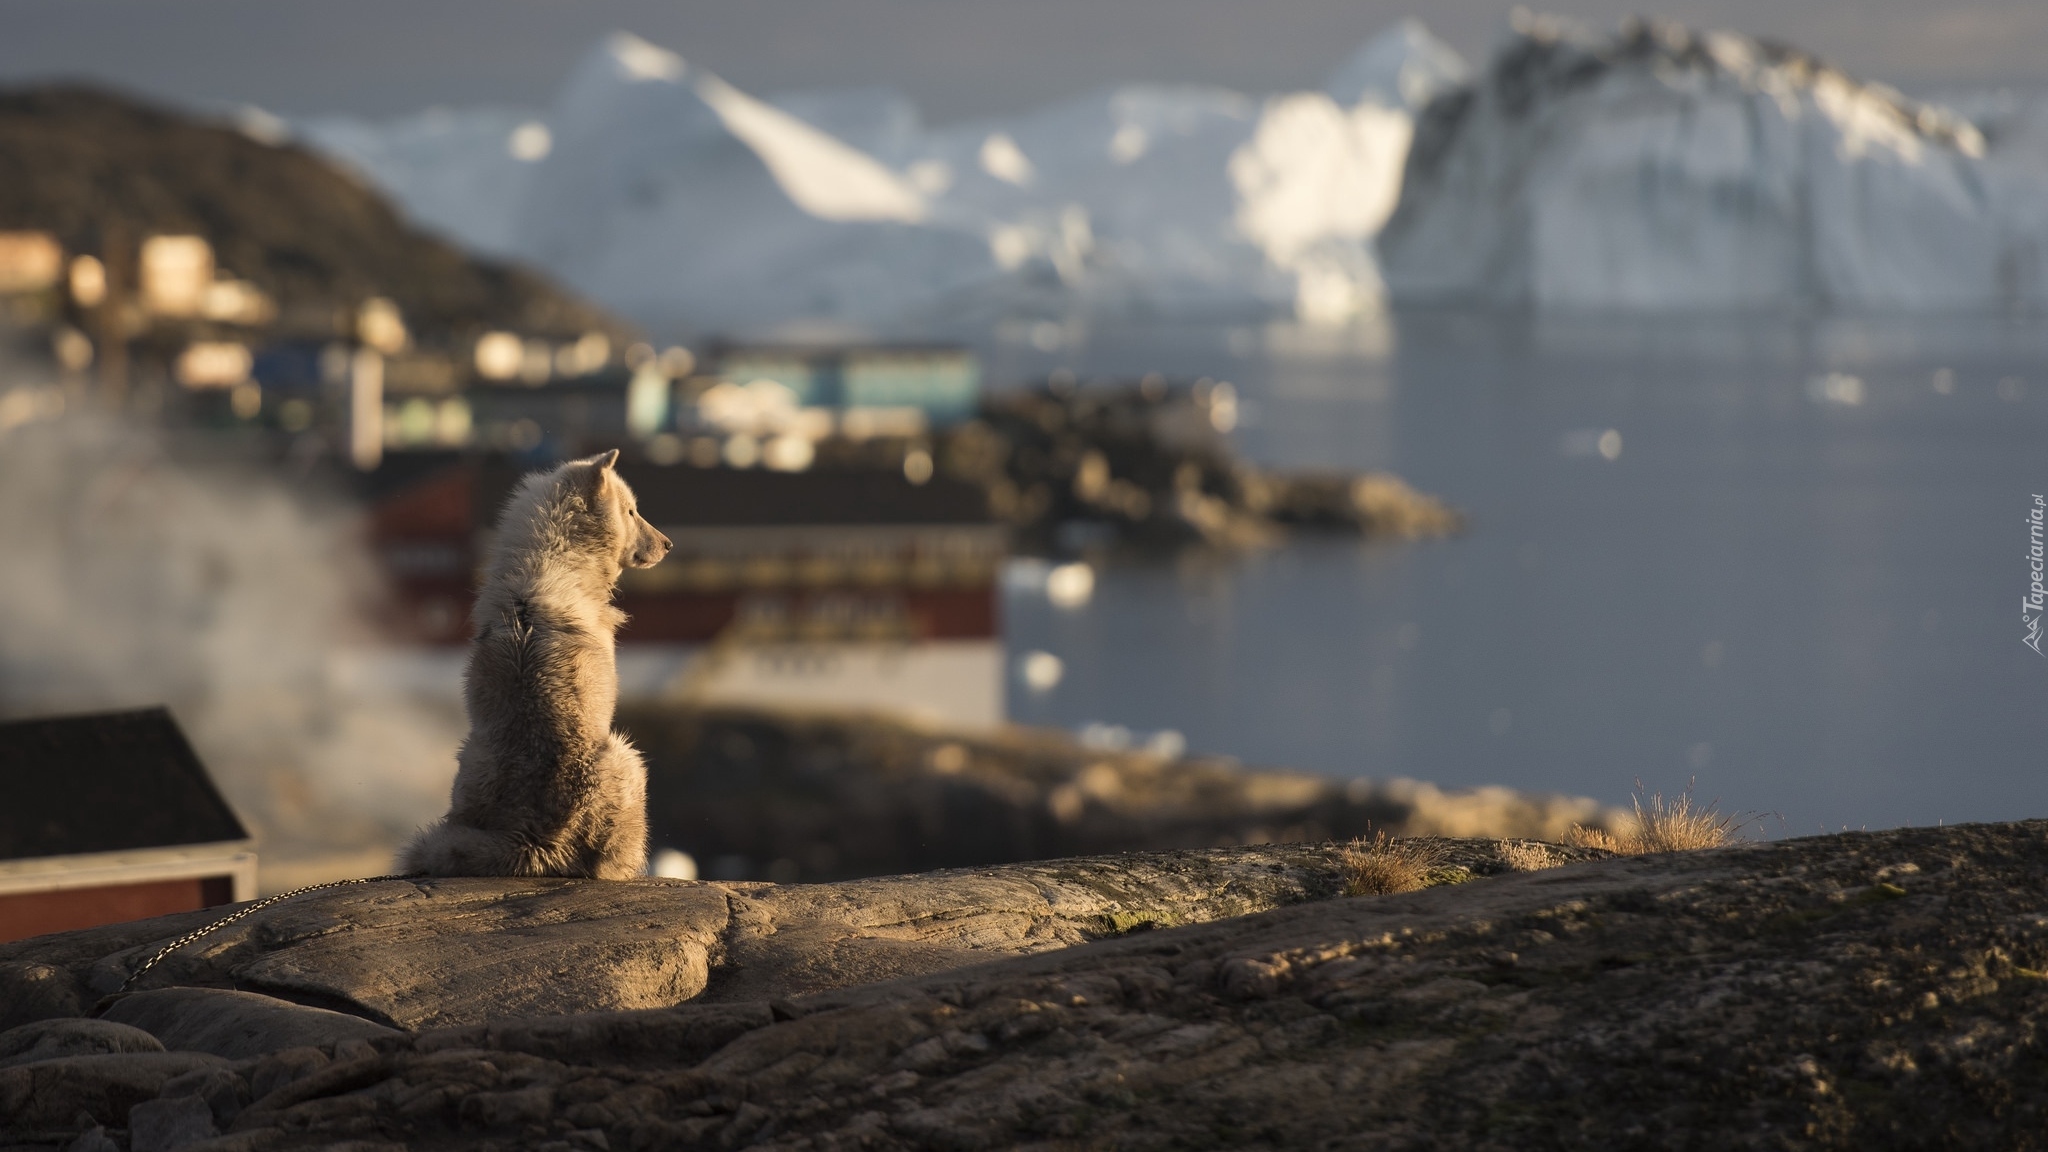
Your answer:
991,311 -> 2048,835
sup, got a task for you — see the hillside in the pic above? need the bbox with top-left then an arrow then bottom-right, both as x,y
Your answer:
0,86 -> 622,341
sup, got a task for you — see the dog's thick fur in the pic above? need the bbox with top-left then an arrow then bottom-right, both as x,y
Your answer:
401,450 -> 672,879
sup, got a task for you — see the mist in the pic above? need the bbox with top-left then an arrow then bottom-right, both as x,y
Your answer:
0,374 -> 462,890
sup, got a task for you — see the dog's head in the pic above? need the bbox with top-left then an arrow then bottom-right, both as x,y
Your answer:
573,449 -> 672,570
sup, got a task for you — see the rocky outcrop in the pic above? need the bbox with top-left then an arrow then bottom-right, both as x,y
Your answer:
2,840 -> 1583,1033
99,990 -> 400,1062
931,378 -> 1461,553
805,376 -> 1462,553
628,705 -> 1621,883
0,1019 -> 163,1069
6,823 -> 2045,1148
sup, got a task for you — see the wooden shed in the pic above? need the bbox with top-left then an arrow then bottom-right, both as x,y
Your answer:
0,708 -> 255,944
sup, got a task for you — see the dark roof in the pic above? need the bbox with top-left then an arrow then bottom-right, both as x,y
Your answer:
0,708 -> 249,861
474,463 -> 994,529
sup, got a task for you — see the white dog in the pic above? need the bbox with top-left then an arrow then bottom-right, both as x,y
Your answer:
402,450 -> 671,879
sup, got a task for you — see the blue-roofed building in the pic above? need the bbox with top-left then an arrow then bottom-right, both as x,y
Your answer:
712,345 -> 980,423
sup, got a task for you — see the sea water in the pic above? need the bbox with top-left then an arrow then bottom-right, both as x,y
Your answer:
994,311 -> 2048,835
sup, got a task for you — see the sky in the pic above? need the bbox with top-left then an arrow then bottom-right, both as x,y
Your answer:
2,0 -> 2044,122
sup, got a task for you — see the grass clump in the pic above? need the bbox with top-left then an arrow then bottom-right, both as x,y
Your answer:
1566,783 -> 1737,855
1497,840 -> 1560,872
1341,831 -> 1449,896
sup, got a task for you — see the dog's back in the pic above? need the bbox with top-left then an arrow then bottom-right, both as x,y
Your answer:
402,451 -> 670,879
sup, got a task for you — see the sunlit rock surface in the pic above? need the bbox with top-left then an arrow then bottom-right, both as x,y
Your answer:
4,824 -> 2045,1147
2,841 -> 1594,1032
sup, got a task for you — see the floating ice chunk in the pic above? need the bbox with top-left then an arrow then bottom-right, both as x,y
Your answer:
1020,651 -> 1065,693
1045,562 -> 1095,609
507,121 -> 552,161
1560,428 -> 1624,459
980,132 -> 1036,185
1806,373 -> 1866,406
1109,123 -> 1149,164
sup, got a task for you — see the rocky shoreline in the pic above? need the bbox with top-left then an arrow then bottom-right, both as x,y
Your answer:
624,705 -> 1626,884
951,378 -> 1462,553
5,821 -> 2046,1148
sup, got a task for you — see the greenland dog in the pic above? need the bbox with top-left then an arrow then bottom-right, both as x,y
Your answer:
402,450 -> 672,879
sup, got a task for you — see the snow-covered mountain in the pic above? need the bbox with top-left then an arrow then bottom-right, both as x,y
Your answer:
301,16 -> 2048,332
1380,13 -> 2048,311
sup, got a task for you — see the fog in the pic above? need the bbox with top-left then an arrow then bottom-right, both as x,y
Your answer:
0,370 -> 461,889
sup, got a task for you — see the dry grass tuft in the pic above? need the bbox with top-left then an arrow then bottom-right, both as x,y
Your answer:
1563,824 -> 1623,852
1341,831 -> 1448,896
1628,787 -> 1738,852
1566,784 -> 1737,855
1497,840 -> 1560,872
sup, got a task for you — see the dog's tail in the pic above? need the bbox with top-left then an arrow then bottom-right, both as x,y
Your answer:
589,732 -> 649,881
400,733 -> 651,880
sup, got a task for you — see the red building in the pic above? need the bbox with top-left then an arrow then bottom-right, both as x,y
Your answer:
370,461 -> 1008,727
0,709 -> 254,944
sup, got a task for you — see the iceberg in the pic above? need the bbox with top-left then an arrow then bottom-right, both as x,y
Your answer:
907,71 -> 1426,323
295,23 -> 1464,334
298,16 -> 2048,328
300,107 -> 541,257
1324,16 -> 1471,111
1379,13 -> 2048,311
498,34 -> 1003,335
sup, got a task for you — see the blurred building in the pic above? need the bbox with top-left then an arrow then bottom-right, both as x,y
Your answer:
0,231 -> 63,295
0,708 -> 255,944
710,344 -> 980,422
368,461 -> 1006,727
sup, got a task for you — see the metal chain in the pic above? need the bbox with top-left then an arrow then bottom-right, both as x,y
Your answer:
117,873 -> 419,993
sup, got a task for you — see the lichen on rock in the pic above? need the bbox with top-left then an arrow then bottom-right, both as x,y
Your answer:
5,823 -> 2047,1148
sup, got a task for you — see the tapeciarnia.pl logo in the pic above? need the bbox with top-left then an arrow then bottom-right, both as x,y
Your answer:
2028,494 -> 2045,655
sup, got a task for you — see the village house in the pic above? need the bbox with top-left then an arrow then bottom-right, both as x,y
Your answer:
0,708 -> 255,944
369,460 -> 1007,729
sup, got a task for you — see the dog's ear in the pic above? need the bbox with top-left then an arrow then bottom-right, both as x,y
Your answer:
575,451 -> 617,502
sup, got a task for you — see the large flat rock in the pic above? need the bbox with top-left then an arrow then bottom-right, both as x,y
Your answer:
0,841 -> 1585,1031
5,821 -> 2039,1149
